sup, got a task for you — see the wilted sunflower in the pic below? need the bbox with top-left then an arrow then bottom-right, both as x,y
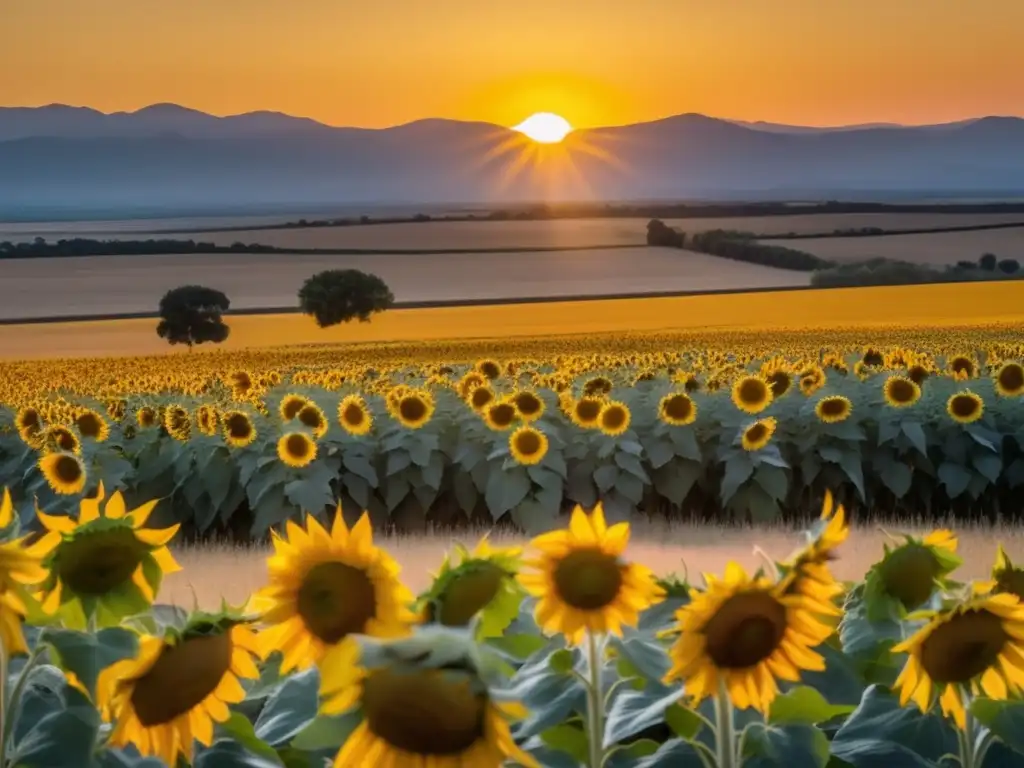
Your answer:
864,530 -> 960,613
41,425 -> 80,455
663,562 -> 833,713
277,432 -> 317,468
320,631 -> 539,768
815,395 -> 853,424
135,407 -> 157,429
251,511 -> 416,672
31,483 -> 180,624
223,411 -> 257,448
419,537 -> 524,636
893,592 -> 1024,729
279,394 -> 310,421
511,390 -> 545,422
995,362 -> 1024,397
396,390 -> 435,429
731,375 -> 773,414
741,417 -> 777,451
74,408 -> 110,442
946,390 -> 984,424
659,391 -> 697,426
992,545 -> 1024,600
297,403 -> 329,438
38,451 -> 87,495
338,395 -> 373,436
598,401 -> 631,436
509,425 -> 549,465
518,504 -> 664,644
883,375 -> 921,408
0,488 -> 49,656
468,385 -> 495,412
570,397 -> 603,429
97,616 -> 260,766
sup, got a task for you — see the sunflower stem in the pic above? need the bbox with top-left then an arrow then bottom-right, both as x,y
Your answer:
713,676 -> 737,768
584,631 -> 606,768
957,688 -> 979,768
2,642 -> 45,760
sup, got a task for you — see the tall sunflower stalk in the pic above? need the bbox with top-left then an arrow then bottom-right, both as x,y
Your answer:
518,504 -> 664,768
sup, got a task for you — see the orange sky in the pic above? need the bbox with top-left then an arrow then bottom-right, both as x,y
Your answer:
3,0 -> 1023,130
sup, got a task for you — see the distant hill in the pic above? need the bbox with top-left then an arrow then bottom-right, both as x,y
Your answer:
1,105 -> 1023,212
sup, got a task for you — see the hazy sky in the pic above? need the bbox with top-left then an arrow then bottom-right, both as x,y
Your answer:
4,0 -> 1023,129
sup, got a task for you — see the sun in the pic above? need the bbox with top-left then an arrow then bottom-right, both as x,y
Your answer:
512,112 -> 573,144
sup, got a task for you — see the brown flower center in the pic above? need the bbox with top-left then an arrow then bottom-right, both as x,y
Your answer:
57,527 -> 147,596
399,396 -> 428,424
436,563 -> 506,627
703,591 -> 788,669
998,364 -> 1024,394
737,379 -> 768,406
920,608 -> 1008,684
297,561 -> 376,644
880,544 -> 939,610
553,548 -> 623,611
53,454 -> 83,484
131,633 -> 232,726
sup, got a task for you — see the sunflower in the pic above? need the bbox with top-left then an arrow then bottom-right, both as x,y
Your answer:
251,511 -> 416,672
995,362 -> 1024,397
338,395 -> 373,436
475,359 -> 502,380
907,363 -> 931,386
106,399 -> 127,422
457,371 -> 487,399
583,376 -> 613,396
659,391 -> 697,426
815,395 -> 852,424
741,417 -> 777,452
15,405 -> 43,444
765,369 -> 793,398
277,432 -> 317,468
509,425 -> 549,466
395,390 -> 435,429
948,354 -> 976,379
511,390 -> 545,422
598,401 -> 631,436
419,537 -> 524,636
41,425 -> 81,455
864,530 -> 960,613
893,592 -> 1024,729
992,545 -> 1024,601
38,451 -> 87,495
195,405 -> 219,437
162,405 -> 191,441
320,631 -> 539,768
135,407 -> 157,429
518,504 -> 664,645
883,375 -> 921,408
663,562 -> 834,713
482,400 -> 517,431
946,390 -> 984,424
75,408 -> 110,442
279,394 -> 310,421
30,483 -> 180,625
777,491 -> 849,615
223,410 -> 257,448
0,488 -> 49,656
570,397 -> 603,429
468,385 -> 495,412
297,403 -> 329,438
97,616 -> 260,766
731,376 -> 773,414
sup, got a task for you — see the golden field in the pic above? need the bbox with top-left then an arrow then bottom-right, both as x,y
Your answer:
0,246 -> 810,320
762,225 -> 1024,265
2,280 -> 1022,361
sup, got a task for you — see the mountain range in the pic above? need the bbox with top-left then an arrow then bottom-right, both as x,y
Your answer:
2,104 -> 1023,213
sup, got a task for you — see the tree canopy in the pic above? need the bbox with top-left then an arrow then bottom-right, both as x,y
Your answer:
156,285 -> 231,348
298,269 -> 395,328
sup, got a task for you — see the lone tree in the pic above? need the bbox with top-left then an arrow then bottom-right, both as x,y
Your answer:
979,253 -> 998,271
298,269 -> 394,328
156,285 -> 230,349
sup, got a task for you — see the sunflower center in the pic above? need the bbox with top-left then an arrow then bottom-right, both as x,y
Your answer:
575,399 -> 602,423
282,398 -> 307,420
52,454 -> 84,484
515,393 -> 543,416
919,608 -> 1008,684
399,396 -> 428,423
363,667 -> 486,755
487,403 -> 517,429
513,429 -> 543,457
950,395 -> 981,420
737,379 -> 768,405
703,591 -> 788,669
908,366 -> 929,385
298,406 -> 324,430
342,402 -> 366,426
226,415 -> 252,439
766,372 -> 791,397
297,561 -> 377,644
285,433 -> 312,459
601,406 -> 627,431
745,424 -> 767,443
131,633 -> 232,726
76,413 -> 102,438
951,358 -> 975,377
887,378 -> 918,404
820,399 -> 847,417
998,364 -> 1024,393
56,526 -> 148,596
478,361 -> 501,380
663,394 -> 694,422
470,388 -> 493,410
880,544 -> 939,609
436,563 -> 506,627
553,548 -> 623,611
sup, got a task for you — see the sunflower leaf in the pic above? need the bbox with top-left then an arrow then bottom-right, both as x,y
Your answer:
40,626 -> 138,700
218,712 -> 285,765
969,698 -> 1024,757
740,722 -> 830,768
768,686 -> 856,726
254,667 -> 320,748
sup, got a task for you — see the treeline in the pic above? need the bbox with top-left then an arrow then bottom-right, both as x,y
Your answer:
646,219 -> 1024,288
0,238 -> 280,258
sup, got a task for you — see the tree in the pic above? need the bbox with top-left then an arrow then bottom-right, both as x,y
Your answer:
298,269 -> 394,328
156,285 -> 230,349
998,258 -> 1020,274
979,253 -> 998,271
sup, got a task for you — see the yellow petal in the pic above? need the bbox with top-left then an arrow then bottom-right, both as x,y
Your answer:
128,499 -> 160,529
36,509 -> 76,534
134,525 -> 180,547
151,547 -> 181,575
104,491 -> 127,519
0,488 -> 12,528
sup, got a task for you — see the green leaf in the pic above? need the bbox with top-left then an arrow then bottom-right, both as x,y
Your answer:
830,684 -> 957,767
194,740 -> 286,768
769,686 -> 856,726
290,711 -> 362,752
603,684 -> 687,747
970,697 -> 1024,757
8,685 -> 99,768
635,738 -> 707,767
485,632 -> 549,661
937,462 -> 973,498
540,724 -> 589,763
549,648 -> 575,674
665,704 -> 704,740
219,713 -> 285,765
41,626 -> 138,700
254,667 -> 320,747
740,722 -> 830,768
608,634 -> 671,684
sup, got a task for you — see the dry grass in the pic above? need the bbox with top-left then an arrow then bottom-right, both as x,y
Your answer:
5,213 -> 1024,249
0,247 -> 807,321
2,281 -> 1022,360
161,519 -> 1024,610
762,226 -> 1024,266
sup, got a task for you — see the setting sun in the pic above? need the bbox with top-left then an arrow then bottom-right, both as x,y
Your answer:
512,112 -> 574,143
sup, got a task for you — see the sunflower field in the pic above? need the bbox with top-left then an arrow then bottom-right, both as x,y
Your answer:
1,326 -> 1024,536
3,481 -> 1024,767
